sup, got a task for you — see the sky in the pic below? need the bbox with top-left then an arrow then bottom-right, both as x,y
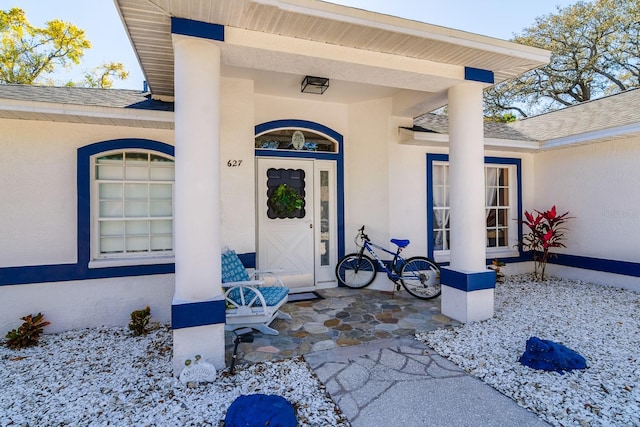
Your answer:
4,0 -> 581,90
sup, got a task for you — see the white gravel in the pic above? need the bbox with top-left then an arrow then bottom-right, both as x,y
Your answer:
0,325 -> 348,426
417,274 -> 640,427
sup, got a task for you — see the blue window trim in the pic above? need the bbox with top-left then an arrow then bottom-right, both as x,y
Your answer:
255,120 -> 345,260
0,139 -> 176,286
426,153 -> 525,263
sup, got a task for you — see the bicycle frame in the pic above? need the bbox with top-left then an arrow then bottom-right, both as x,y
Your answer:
359,240 -> 404,282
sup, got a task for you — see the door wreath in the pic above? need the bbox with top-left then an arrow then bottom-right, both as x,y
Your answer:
270,183 -> 304,217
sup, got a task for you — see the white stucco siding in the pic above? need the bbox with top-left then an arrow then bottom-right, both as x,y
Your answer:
220,77 -> 256,253
254,94 -> 348,135
345,98 -> 391,249
0,274 -> 174,334
534,136 -> 640,263
0,118 -> 173,268
387,117 -> 432,258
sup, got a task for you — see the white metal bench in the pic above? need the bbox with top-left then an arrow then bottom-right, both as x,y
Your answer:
221,249 -> 291,336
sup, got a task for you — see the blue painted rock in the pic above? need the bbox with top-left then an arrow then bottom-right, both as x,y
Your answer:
225,394 -> 296,427
519,336 -> 587,373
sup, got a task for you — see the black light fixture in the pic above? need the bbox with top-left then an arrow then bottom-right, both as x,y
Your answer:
301,75 -> 329,95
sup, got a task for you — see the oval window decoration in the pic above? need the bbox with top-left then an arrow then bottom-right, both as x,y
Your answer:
255,129 -> 336,152
291,131 -> 305,150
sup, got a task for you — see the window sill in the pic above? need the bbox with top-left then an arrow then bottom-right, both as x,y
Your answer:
89,256 -> 175,269
434,248 -> 519,265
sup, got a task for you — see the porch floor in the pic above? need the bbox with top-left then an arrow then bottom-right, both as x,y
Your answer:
224,286 -> 460,365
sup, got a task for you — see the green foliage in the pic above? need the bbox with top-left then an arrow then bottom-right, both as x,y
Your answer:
5,312 -> 51,349
128,306 -> 151,337
80,62 -> 129,89
0,7 -> 90,84
270,184 -> 304,217
484,0 -> 640,118
0,8 -> 128,87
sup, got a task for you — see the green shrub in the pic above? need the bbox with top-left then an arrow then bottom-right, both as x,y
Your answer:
128,306 -> 151,336
5,312 -> 51,349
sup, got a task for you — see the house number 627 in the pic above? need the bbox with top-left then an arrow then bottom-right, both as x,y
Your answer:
227,160 -> 243,167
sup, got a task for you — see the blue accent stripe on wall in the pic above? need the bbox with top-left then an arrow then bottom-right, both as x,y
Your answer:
549,253 -> 640,277
255,119 -> 345,260
441,268 -> 496,292
171,17 -> 224,41
172,299 -> 226,329
465,66 -> 495,84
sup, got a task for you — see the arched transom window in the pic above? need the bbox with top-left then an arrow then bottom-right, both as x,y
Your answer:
255,129 -> 337,153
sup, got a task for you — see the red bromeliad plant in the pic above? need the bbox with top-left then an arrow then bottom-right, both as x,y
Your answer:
520,206 -> 572,280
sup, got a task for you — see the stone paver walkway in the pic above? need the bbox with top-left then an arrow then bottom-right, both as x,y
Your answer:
225,287 -> 460,364
305,337 -> 551,427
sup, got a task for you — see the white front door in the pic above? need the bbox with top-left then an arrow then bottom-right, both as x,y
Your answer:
257,158 -> 315,289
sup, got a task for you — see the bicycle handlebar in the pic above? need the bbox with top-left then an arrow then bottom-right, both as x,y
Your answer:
358,225 -> 370,242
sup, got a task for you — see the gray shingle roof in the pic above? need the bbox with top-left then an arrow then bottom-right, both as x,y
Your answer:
0,84 -> 174,111
509,88 -> 640,141
413,88 -> 640,144
413,113 -> 535,141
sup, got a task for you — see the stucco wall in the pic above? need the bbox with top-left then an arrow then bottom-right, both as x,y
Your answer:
533,136 -> 640,263
220,77 -> 256,253
532,136 -> 640,290
0,119 -> 173,268
0,274 -> 173,334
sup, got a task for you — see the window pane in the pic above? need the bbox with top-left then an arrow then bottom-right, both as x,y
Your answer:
150,201 -> 172,217
100,221 -> 124,236
498,209 -> 508,226
95,150 -> 174,258
97,165 -> 123,180
151,220 -> 172,234
99,183 -> 123,199
150,167 -> 174,181
126,220 -> 148,235
100,201 -> 123,217
150,184 -> 172,199
255,129 -> 336,152
125,152 -> 148,163
499,168 -> 509,186
126,236 -> 149,252
98,153 -> 123,162
320,170 -> 330,266
125,200 -> 148,217
125,183 -> 148,199
499,188 -> 509,206
498,229 -> 508,246
125,166 -> 148,180
151,236 -> 172,251
101,237 -> 124,254
150,154 -> 173,163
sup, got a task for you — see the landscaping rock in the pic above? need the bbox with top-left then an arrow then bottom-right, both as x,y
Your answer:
519,336 -> 587,373
225,394 -> 296,427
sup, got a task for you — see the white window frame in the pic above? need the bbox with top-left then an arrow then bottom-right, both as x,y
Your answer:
432,161 -> 519,264
89,149 -> 175,268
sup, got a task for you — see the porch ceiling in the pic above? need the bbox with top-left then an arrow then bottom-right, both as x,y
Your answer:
115,0 -> 549,114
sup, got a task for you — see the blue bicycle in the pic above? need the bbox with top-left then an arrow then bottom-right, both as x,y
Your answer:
335,225 -> 441,300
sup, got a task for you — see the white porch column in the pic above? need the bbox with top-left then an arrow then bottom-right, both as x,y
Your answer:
171,34 -> 225,375
441,81 -> 495,323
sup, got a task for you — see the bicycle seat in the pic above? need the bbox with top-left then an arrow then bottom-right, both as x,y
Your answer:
390,238 -> 410,248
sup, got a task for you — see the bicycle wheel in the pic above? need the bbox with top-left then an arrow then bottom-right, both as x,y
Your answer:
336,253 -> 377,288
400,256 -> 441,300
